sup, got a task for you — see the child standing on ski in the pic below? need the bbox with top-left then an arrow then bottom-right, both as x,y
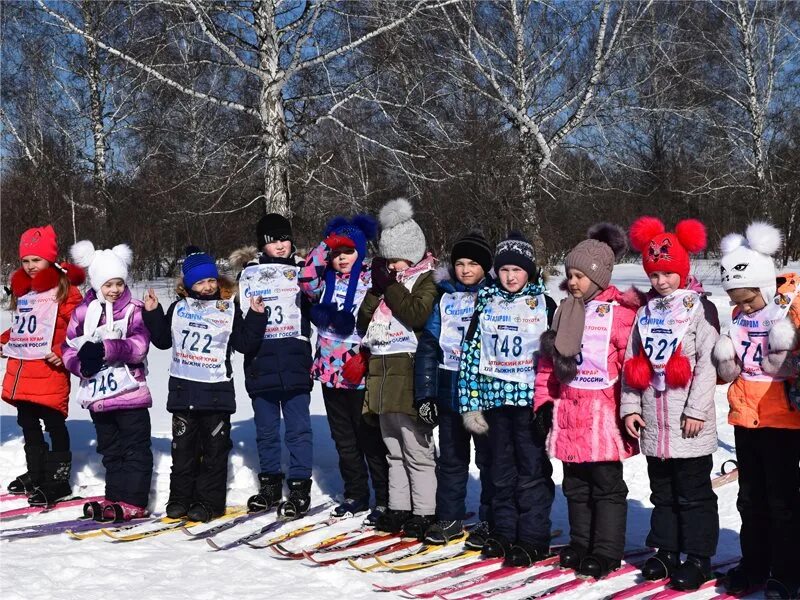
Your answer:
713,222 -> 800,600
621,217 -> 720,591
534,224 -> 640,578
414,230 -> 495,546
64,241 -> 154,522
2,226 -> 84,506
142,247 -> 267,522
231,214 -> 314,518
457,232 -> 557,567
299,214 -> 389,523
357,198 -> 438,539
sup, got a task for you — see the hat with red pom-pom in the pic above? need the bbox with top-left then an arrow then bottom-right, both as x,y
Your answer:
629,216 -> 707,286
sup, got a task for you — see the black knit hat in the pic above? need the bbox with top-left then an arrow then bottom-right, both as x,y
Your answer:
256,213 -> 293,247
494,231 -> 537,278
451,229 -> 493,274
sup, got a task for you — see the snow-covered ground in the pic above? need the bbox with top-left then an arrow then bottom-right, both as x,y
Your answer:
2,260 -> 792,600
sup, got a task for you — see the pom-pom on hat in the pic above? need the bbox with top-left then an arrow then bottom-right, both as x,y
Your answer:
377,198 -> 426,265
629,216 -> 706,286
720,222 -> 782,304
19,225 -> 58,263
565,223 -> 627,290
71,240 -> 133,295
451,229 -> 493,275
182,246 -> 219,290
494,231 -> 537,279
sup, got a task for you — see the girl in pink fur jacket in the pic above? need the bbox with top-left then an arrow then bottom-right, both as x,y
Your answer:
534,224 -> 640,579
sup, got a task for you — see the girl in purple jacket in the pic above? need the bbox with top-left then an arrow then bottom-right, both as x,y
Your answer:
63,241 -> 153,522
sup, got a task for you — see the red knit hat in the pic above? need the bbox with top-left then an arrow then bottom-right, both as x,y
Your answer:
629,216 -> 706,286
19,225 -> 58,263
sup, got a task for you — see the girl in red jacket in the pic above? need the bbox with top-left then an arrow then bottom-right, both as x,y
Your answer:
1,225 -> 84,505
534,224 -> 640,579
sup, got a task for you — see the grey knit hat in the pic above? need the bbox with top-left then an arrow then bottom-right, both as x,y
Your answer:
564,223 -> 627,289
378,198 -> 426,264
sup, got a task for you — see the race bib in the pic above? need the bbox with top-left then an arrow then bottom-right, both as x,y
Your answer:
76,363 -> 139,408
638,289 -> 700,391
3,290 -> 58,360
169,298 -> 235,383
318,275 -> 368,346
370,268 -> 429,356
239,263 -> 303,340
572,301 -> 616,390
438,291 -> 476,371
479,293 -> 547,384
730,290 -> 796,382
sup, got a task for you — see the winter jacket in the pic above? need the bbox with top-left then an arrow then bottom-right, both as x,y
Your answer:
457,281 -> 557,413
230,247 -> 313,397
357,268 -> 438,417
142,277 -> 266,413
534,286 -> 641,463
299,241 -> 371,390
715,273 -> 800,430
63,287 -> 152,413
620,291 -> 720,458
2,265 -> 84,416
414,265 -> 490,411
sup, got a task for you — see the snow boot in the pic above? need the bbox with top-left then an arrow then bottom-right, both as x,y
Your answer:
102,501 -> 148,523
363,505 -> 387,527
247,473 -> 284,513
375,508 -> 413,533
482,533 -> 513,559
724,563 -> 767,595
577,554 -> 621,579
165,500 -> 189,519
424,519 -> 464,545
331,497 -> 370,518
464,521 -> 491,550
641,549 -> 681,581
765,577 -> 800,599
669,555 -> 712,591
8,444 -> 47,495
277,478 -> 312,520
559,544 -> 587,570
187,502 -> 221,523
504,540 -> 550,567
402,514 -> 436,541
28,451 -> 72,507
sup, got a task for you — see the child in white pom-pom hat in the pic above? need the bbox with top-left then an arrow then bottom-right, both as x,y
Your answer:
713,222 -> 800,599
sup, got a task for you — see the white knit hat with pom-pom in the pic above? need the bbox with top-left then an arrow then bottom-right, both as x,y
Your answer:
720,222 -> 782,304
377,198 -> 426,264
70,240 -> 133,295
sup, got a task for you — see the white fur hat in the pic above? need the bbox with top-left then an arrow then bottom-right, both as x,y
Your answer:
720,222 -> 781,304
70,240 -> 133,295
377,198 -> 426,265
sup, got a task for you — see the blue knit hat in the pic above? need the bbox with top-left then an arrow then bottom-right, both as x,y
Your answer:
182,246 -> 219,289
310,215 -> 378,335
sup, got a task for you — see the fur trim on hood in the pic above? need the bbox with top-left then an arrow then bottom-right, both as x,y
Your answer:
176,274 -> 237,300
229,246 -> 259,274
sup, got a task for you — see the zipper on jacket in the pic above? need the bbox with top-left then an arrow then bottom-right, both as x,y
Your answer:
379,354 -> 387,414
10,360 -> 23,400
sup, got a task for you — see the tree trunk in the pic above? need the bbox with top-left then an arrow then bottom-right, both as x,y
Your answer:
519,129 -> 545,260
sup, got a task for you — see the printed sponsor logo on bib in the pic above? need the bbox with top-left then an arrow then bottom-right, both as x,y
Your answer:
479,293 -> 547,384
239,264 -> 303,340
438,291 -> 476,371
370,269 -> 429,356
638,290 -> 700,391
572,301 -> 615,390
731,291 -> 796,382
318,276 -> 368,345
3,290 -> 59,361
169,298 -> 235,383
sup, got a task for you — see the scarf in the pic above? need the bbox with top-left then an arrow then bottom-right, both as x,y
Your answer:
552,282 -> 601,358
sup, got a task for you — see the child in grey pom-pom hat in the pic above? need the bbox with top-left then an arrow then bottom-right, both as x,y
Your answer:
357,198 -> 439,539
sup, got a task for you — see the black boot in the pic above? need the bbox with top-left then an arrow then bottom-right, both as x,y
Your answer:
165,500 -> 189,519
669,555 -> 712,591
765,578 -> 800,600
424,519 -> 464,544
28,451 -> 71,507
8,444 -> 47,495
482,533 -> 513,559
247,473 -> 284,513
577,554 -> 621,579
641,549 -> 681,581
725,563 -> 767,595
559,545 -> 587,570
187,502 -> 221,523
464,521 -> 491,550
375,508 -> 413,533
402,514 -> 437,541
504,540 -> 551,567
277,478 -> 312,520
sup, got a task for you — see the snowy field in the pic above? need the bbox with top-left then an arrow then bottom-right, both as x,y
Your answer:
2,259 -> 794,600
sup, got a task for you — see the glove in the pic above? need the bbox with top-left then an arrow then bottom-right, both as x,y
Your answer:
323,233 -> 354,252
533,403 -> 553,442
370,257 -> 395,295
342,350 -> 369,384
462,410 -> 488,435
416,399 -> 439,426
78,341 -> 105,378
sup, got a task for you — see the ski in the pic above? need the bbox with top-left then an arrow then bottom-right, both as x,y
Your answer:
0,493 -> 25,502
603,557 -> 739,600
303,537 -> 421,566
243,503 -> 339,549
102,506 -> 246,542
65,516 -> 162,540
0,495 -> 104,520
372,557 -> 504,593
647,560 -> 741,600
272,526 -> 390,559
182,508 -> 274,540
3,516 -> 150,541
711,459 -> 739,489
